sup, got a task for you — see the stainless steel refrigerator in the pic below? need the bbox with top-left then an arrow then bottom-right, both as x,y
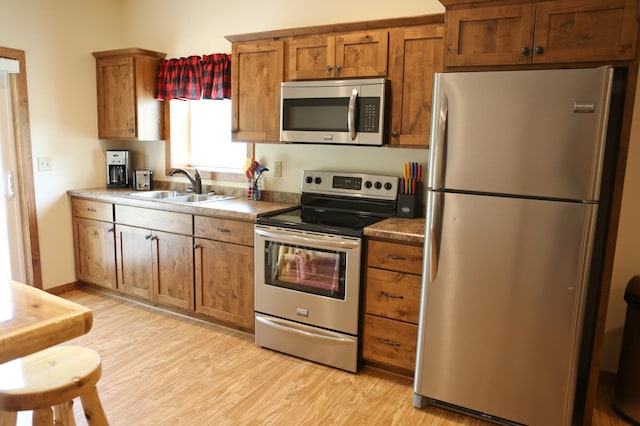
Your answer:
414,66 -> 622,425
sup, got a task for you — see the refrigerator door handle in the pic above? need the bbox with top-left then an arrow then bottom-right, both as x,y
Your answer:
425,191 -> 443,284
429,93 -> 448,190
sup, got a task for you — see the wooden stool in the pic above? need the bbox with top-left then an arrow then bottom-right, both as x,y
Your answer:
0,346 -> 108,425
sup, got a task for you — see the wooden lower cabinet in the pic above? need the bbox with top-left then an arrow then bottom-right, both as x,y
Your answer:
194,215 -> 255,330
116,224 -> 194,310
115,206 -> 194,310
72,217 -> 117,289
71,198 -> 117,289
362,239 -> 423,374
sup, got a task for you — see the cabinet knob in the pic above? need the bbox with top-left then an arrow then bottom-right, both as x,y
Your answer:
335,65 -> 341,73
108,227 -> 114,233
326,65 -> 332,72
391,131 -> 399,138
128,128 -> 134,133
194,243 -> 200,249
520,47 -> 530,56
534,46 -> 544,54
231,128 -> 237,135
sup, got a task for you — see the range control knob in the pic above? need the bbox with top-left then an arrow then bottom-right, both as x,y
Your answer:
314,177 -> 322,185
364,181 -> 373,189
305,176 -> 313,184
384,182 -> 393,190
374,181 -> 382,190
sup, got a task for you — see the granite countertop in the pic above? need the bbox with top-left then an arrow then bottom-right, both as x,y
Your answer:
67,188 -> 298,221
364,216 -> 425,244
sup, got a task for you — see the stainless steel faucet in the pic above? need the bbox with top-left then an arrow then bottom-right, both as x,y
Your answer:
169,165 -> 202,194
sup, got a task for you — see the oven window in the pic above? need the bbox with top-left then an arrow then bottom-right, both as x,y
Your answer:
264,240 -> 346,299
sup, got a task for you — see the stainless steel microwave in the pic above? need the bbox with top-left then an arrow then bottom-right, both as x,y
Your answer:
280,78 -> 388,145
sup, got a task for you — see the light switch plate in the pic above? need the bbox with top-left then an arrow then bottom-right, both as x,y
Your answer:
273,161 -> 282,177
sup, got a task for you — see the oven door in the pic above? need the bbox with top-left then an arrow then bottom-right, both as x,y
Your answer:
254,224 -> 362,335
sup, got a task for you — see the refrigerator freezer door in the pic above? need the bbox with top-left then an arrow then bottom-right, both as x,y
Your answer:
415,191 -> 597,425
428,67 -> 613,201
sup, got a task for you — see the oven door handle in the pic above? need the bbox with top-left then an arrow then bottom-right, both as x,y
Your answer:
255,227 -> 360,250
256,315 -> 355,344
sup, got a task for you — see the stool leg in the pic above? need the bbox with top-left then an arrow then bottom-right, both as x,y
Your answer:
54,400 -> 76,426
0,410 -> 18,426
32,407 -> 53,425
79,387 -> 108,426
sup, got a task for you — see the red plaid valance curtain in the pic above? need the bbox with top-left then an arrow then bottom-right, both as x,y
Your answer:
156,53 -> 231,100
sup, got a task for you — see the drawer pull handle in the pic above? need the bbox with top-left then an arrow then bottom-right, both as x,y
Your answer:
145,234 -> 153,240
86,208 -> 97,212
379,338 -> 400,347
216,227 -> 230,233
385,254 -> 406,260
382,291 -> 404,299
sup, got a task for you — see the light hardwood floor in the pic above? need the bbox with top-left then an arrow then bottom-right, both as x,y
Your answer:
52,287 -> 630,426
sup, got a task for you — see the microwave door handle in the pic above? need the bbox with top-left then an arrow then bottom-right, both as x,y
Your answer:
348,88 -> 357,141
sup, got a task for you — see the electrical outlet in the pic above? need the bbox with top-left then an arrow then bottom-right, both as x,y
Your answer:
273,161 -> 282,177
37,156 -> 52,171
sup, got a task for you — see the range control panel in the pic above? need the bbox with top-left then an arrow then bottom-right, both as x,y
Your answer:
301,170 -> 399,201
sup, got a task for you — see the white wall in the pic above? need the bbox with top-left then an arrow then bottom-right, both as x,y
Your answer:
600,69 -> 640,373
0,0 -> 125,288
1,0 -> 638,373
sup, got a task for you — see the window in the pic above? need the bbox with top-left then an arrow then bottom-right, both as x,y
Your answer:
166,99 -> 252,181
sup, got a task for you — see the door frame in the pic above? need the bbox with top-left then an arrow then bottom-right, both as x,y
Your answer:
0,46 -> 42,288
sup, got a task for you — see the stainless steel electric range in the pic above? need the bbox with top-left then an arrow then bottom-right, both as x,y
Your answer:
254,170 -> 399,372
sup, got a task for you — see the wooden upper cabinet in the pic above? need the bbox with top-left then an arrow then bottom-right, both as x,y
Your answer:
444,0 -> 638,67
533,0 -> 638,64
445,4 -> 535,66
388,24 -> 444,148
231,40 -> 284,143
93,48 -> 166,140
288,31 -> 388,80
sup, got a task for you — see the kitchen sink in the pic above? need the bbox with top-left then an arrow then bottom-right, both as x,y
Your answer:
128,190 -> 186,199
168,194 -> 235,203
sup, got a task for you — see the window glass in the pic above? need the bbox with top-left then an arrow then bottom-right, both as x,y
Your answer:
168,99 -> 248,177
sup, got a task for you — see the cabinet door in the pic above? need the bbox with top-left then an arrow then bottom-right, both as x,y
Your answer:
72,217 -> 117,289
194,238 -> 254,330
362,314 -> 418,372
155,230 -> 194,310
444,4 -> 535,67
388,25 -> 443,148
116,224 -> 154,299
533,0 -> 638,64
335,31 -> 389,78
95,56 -> 136,139
365,267 -> 421,324
231,40 -> 284,143
288,35 -> 336,80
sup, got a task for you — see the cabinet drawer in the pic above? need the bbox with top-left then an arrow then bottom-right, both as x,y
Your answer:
367,239 -> 423,274
362,314 -> 418,372
115,205 -> 192,235
72,198 -> 113,222
365,267 -> 421,324
194,216 -> 253,246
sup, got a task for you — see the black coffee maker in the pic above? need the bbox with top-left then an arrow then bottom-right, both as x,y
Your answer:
106,150 -> 130,188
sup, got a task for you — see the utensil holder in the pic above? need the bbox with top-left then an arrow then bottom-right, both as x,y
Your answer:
397,183 -> 421,218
